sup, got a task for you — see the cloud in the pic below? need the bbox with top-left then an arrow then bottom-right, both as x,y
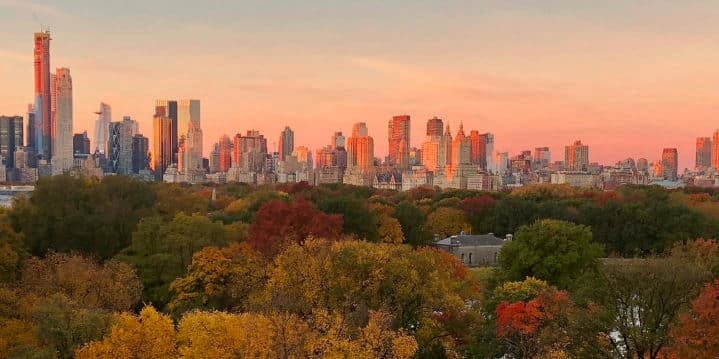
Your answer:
0,0 -> 68,18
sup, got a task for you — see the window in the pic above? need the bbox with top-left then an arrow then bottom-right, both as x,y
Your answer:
461,253 -> 465,263
468,253 -> 472,264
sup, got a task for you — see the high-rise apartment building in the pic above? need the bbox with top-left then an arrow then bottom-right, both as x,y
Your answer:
278,126 -> 294,161
73,132 -> 90,155
0,116 -> 23,168
233,130 -> 268,173
347,122 -> 374,173
696,137 -> 712,170
34,31 -> 52,159
93,102 -> 111,154
52,68 -> 73,173
132,134 -> 149,173
152,115 -> 172,180
388,115 -> 410,169
564,140 -> 589,171
661,148 -> 679,180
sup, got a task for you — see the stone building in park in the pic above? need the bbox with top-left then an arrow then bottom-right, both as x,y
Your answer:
433,232 -> 511,267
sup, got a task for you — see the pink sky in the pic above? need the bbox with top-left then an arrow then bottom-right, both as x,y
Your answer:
2,1 -> 719,170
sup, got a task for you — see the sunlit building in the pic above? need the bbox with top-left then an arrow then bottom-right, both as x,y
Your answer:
93,102 -> 111,154
278,126 -> 294,162
388,115 -> 410,169
347,122 -> 374,173
661,148 -> 678,180
52,68 -> 73,173
152,115 -> 172,180
564,140 -> 589,171
34,30 -> 52,159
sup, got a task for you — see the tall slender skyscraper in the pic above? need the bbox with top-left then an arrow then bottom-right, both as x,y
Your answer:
218,135 -> 232,172
34,31 -> 52,159
712,130 -> 719,170
93,103 -> 112,154
388,115 -> 410,169
278,126 -> 294,161
154,100 -> 178,162
696,137 -> 711,170
152,115 -> 172,180
108,116 -> 137,174
52,68 -> 73,173
177,100 -> 202,172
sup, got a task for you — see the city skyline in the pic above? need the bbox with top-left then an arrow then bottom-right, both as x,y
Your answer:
3,1 -> 719,169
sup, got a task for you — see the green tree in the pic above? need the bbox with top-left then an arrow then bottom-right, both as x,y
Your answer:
499,219 -> 603,289
318,197 -> 380,242
118,212 -> 228,308
394,202 -> 432,247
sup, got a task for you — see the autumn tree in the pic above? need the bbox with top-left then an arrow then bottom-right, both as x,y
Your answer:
667,279 -> 719,357
495,289 -> 574,358
318,196 -> 379,242
248,199 -> 342,255
118,212 -> 228,307
499,219 -> 603,289
590,258 -> 711,359
459,195 -> 497,233
169,243 -> 266,315
20,253 -> 141,312
0,212 -> 27,283
426,207 -> 471,239
75,306 -> 178,359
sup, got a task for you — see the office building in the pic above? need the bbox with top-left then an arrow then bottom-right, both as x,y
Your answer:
426,117 -> 443,139
73,132 -> 90,155
154,100 -> 178,161
108,116 -> 137,174
0,116 -> 23,168
132,134 -> 149,173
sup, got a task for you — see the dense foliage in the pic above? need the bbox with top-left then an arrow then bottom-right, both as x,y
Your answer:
1,176 -> 719,357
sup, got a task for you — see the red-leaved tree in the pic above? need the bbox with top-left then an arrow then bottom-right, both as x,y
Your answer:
667,279 -> 719,358
495,290 -> 573,358
248,199 -> 343,256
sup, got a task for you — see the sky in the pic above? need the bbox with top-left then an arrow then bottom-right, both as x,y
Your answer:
2,0 -> 719,169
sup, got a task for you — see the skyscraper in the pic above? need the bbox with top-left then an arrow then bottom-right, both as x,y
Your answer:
73,132 -> 90,155
0,116 -> 23,168
712,130 -> 719,170
93,103 -> 111,154
661,148 -> 679,180
52,68 -> 73,173
388,115 -> 410,169
278,126 -> 294,161
426,117 -> 443,139
218,135 -> 232,172
451,124 -> 471,168
108,116 -> 137,174
34,31 -> 51,159
154,100 -> 178,162
347,122 -> 374,173
178,100 -> 202,172
233,130 -> 267,173
564,140 -> 589,171
332,131 -> 345,149
152,115 -> 172,180
534,147 -> 551,168
438,125 -> 452,169
132,134 -> 149,173
696,137 -> 712,170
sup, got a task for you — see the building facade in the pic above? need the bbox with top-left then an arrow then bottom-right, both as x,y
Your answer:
388,115 -> 410,169
52,68 -> 73,173
152,115 -> 172,180
565,140 -> 589,171
696,137 -> 712,170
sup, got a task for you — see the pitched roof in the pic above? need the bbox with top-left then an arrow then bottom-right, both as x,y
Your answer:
435,233 -> 506,247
